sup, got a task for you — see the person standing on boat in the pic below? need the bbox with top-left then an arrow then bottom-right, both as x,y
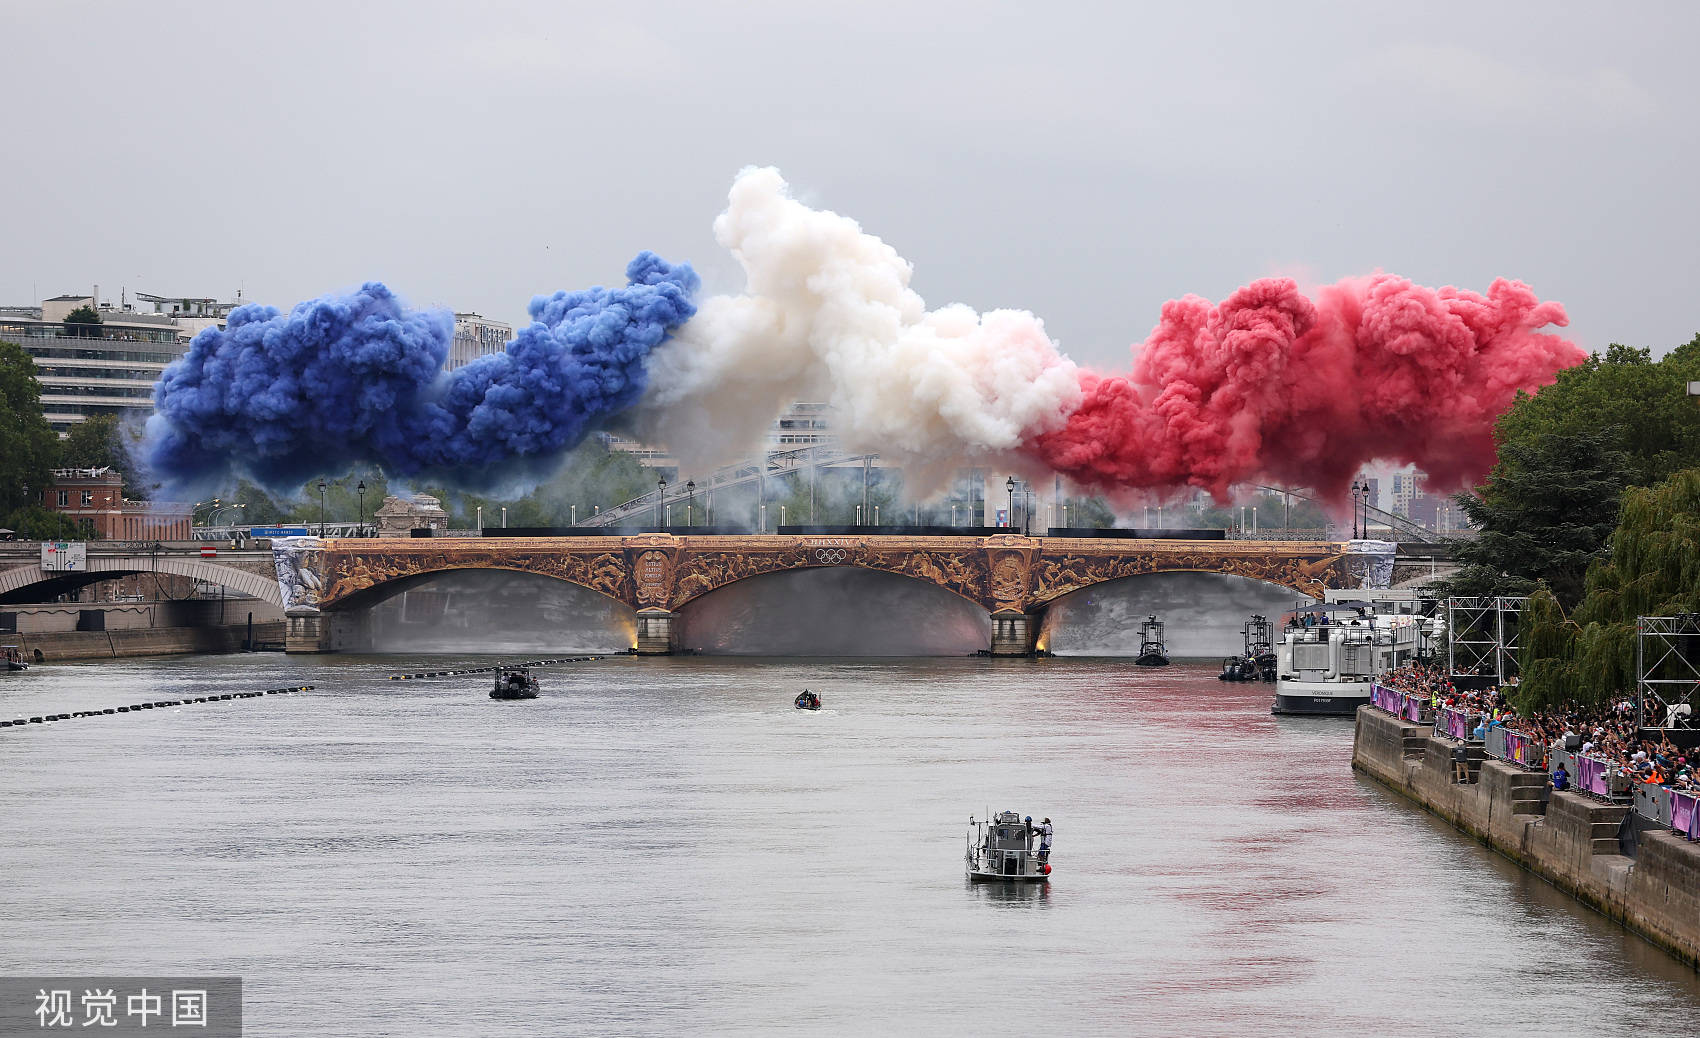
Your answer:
1035,817 -> 1053,862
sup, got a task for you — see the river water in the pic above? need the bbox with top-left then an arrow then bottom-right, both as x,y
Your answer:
5,654 -> 1700,1037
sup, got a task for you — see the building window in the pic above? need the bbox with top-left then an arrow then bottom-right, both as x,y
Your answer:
81,491 -> 93,507
57,491 -> 69,507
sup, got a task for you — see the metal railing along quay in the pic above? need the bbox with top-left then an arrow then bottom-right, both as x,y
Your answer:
1367,684 -> 1700,843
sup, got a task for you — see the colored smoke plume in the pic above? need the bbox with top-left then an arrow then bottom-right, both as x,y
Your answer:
1031,275 -> 1584,501
142,254 -> 697,493
630,167 -> 1084,486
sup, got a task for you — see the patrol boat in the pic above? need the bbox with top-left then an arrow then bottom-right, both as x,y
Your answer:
966,810 -> 1052,883
1134,615 -> 1170,667
1272,604 -> 1435,716
490,666 -> 539,700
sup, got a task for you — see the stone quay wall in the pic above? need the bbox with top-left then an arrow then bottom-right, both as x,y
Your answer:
1353,705 -> 1700,967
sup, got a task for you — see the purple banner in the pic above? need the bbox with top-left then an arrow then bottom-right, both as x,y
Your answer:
1403,697 -> 1425,723
1577,756 -> 1609,797
1441,707 -> 1474,741
1502,730 -> 1542,768
1673,791 -> 1700,840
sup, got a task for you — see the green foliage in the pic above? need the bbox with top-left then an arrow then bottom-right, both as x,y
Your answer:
0,340 -> 59,518
1494,335 -> 1700,488
0,504 -> 85,541
62,305 -> 103,338
58,413 -> 123,470
1516,469 -> 1700,708
1445,431 -> 1631,609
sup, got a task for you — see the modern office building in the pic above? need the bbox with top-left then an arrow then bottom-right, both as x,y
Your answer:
1,291 -> 209,434
447,313 -> 512,370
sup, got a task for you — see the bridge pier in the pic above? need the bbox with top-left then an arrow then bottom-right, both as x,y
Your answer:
284,613 -> 328,654
988,610 -> 1042,657
634,610 -> 679,655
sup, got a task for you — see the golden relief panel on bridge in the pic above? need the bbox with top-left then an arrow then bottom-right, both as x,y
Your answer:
666,540 -> 995,610
319,544 -> 629,608
1029,547 -> 1348,604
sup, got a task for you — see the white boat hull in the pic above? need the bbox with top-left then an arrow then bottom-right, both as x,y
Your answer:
1272,677 -> 1371,716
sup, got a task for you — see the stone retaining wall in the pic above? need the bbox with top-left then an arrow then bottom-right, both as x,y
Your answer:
9,622 -> 287,661
1353,705 -> 1700,967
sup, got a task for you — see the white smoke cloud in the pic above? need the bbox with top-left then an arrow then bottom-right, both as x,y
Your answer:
631,167 -> 1083,491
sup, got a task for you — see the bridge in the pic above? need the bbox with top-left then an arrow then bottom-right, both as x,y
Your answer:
0,542 -> 282,607
271,533 -> 1395,655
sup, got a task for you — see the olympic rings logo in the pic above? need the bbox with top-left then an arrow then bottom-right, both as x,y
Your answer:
815,548 -> 848,564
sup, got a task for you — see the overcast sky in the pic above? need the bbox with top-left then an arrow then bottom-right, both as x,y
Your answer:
3,1 -> 1695,367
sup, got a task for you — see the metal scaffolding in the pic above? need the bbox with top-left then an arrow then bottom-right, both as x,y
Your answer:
1446,597 -> 1527,683
1636,614 -> 1700,730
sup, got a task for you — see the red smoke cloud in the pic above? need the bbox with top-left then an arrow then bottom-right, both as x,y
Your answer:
1030,274 -> 1583,504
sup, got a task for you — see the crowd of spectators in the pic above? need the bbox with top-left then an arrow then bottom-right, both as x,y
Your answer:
1375,664 -> 1698,794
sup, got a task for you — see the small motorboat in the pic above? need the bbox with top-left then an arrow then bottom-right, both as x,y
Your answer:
966,810 -> 1052,883
2,646 -> 26,672
794,690 -> 821,711
490,667 -> 539,700
1134,614 -> 1170,667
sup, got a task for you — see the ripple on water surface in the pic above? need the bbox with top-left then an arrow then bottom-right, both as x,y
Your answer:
3,655 -> 1700,1037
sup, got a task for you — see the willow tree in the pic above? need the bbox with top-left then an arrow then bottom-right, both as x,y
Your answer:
1517,469 -> 1700,710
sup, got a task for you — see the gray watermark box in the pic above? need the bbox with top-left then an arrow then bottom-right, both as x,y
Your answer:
0,978 -> 241,1036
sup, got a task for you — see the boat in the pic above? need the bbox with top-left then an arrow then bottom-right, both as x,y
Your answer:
1134,615 -> 1170,667
794,690 -> 821,710
489,666 -> 539,700
965,810 -> 1052,883
1272,603 -> 1439,716
1218,614 -> 1277,682
2,646 -> 26,672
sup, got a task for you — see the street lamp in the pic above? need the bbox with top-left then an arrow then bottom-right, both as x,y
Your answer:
686,480 -> 695,528
657,477 -> 666,529
1006,476 -> 1016,530
317,479 -> 327,538
1350,481 -> 1363,539
501,506 -> 506,529
356,480 -> 366,536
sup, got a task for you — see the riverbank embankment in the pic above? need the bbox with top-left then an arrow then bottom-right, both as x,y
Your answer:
1353,705 -> 1700,967
5,622 -> 286,662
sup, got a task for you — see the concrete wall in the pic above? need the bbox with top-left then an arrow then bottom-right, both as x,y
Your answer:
1353,706 -> 1700,967
2,599 -> 284,634
9,621 -> 286,661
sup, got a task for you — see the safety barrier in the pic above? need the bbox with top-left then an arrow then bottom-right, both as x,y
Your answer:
1672,791 -> 1700,840
1438,706 -> 1478,742
1369,683 -> 1431,724
1483,726 -> 1545,769
1,684 -> 313,729
389,655 -> 603,680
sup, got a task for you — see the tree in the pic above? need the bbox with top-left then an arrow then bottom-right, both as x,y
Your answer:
1516,468 -> 1700,710
62,305 -> 103,339
0,339 -> 59,524
1442,431 -> 1631,609
58,413 -> 124,469
1493,336 -> 1700,488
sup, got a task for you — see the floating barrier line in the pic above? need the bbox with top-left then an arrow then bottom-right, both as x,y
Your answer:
387,656 -> 603,680
1,685 -> 314,729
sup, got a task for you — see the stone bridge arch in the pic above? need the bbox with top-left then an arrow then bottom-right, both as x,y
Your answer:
0,556 -> 282,606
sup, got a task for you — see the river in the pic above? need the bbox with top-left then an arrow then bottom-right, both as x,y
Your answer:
4,654 -> 1700,1036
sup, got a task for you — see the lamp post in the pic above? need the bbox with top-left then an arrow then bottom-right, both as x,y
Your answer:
571,504 -> 576,526
686,480 -> 695,528
952,504 -> 958,527
1006,476 -> 1015,530
501,506 -> 506,529
317,479 -> 327,538
1350,481 -> 1363,539
780,505 -> 786,527
656,477 -> 666,529
356,480 -> 366,536
874,504 -> 880,526
476,505 -> 482,534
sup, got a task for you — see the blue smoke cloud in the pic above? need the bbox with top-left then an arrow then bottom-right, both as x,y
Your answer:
143,252 -> 698,493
